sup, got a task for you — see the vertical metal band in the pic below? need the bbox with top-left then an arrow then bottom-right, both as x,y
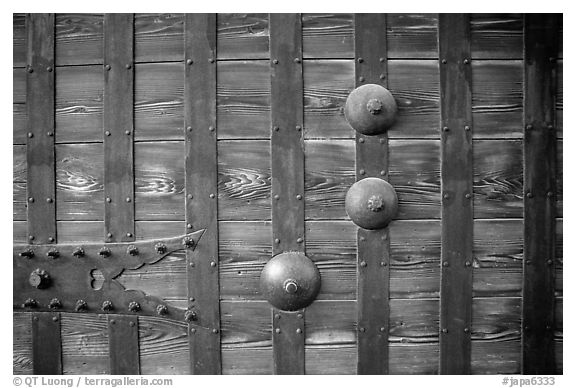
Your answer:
32,312 -> 62,375
438,14 -> 473,375
26,13 -> 56,245
269,13 -> 305,375
108,315 -> 140,375
522,14 -> 559,375
184,14 -> 221,375
103,13 -> 135,243
354,14 -> 390,375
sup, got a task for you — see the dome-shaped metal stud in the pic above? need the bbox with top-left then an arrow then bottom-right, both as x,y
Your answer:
260,252 -> 321,311
344,83 -> 398,135
345,177 -> 398,230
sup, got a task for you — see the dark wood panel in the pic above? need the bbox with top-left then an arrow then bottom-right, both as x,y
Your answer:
302,14 -> 353,59
55,14 -> 103,66
217,61 -> 270,139
14,145 -> 27,221
217,14 -> 269,60
470,14 -> 523,59
61,313 -> 108,374
14,104 -> 27,145
134,141 -> 185,221
13,312 -> 32,375
57,221 -> 102,243
305,140 -> 355,220
557,141 -> 563,217
32,312 -> 62,374
387,14 -> 438,58
218,140 -> 271,221
474,140 -> 524,219
108,315 -> 140,374
134,13 -> 184,63
472,60 -> 523,138
56,143 -> 104,221
389,140 -> 441,219
135,63 -> 184,141
139,317 -> 188,374
14,14 -> 26,67
55,65 -> 103,143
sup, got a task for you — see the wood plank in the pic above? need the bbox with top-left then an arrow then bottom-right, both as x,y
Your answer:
217,60 -> 270,139
134,13 -> 184,63
13,312 -> 32,375
108,315 -> 140,374
61,313 -> 108,374
13,145 -> 27,221
185,13 -> 221,375
470,14 -> 523,59
387,14 -> 438,59
302,14 -> 353,59
438,13 -> 473,374
472,60 -> 523,139
217,14 -> 269,60
556,60 -> 562,137
13,221 -> 28,244
103,14 -> 135,243
32,312 -> 62,374
14,104 -> 27,145
522,14 -> 559,374
56,143 -> 104,221
473,140 -> 524,218
14,14 -> 26,67
555,297 -> 562,374
354,13 -> 389,375
304,140 -> 355,220
55,14 -> 103,66
134,141 -> 185,221
218,140 -> 271,221
55,65 -> 103,143
135,63 -> 183,141
26,13 -> 56,245
557,140 -> 563,217
139,317 -> 188,374
14,68 -> 26,103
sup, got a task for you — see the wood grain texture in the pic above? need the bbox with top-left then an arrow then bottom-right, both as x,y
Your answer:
135,63 -> 183,141
13,221 -> 28,244
14,104 -> 27,145
473,140 -> 524,219
14,68 -> 26,103
217,60 -> 270,139
61,313 -> 109,374
470,14 -> 523,59
556,140 -> 562,217
14,14 -> 26,67
304,140 -> 355,220
302,14 -> 353,59
218,140 -> 271,221
134,141 -> 185,221
387,14 -> 438,59
556,60 -> 562,137
56,143 -> 104,221
472,60 -> 523,139
13,312 -> 32,375
134,13 -> 184,63
139,317 -> 188,374
14,145 -> 27,221
217,14 -> 269,60
55,14 -> 103,66
55,65 -> 103,143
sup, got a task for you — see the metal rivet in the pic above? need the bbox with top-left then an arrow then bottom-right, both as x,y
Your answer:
105,131 -> 111,136
212,328 -> 219,334
379,138 -> 385,144
272,59 -> 279,64
48,237 -> 55,243
125,197 -> 131,202
443,261 -> 449,267
360,261 -> 367,267
547,191 -> 554,198
209,58 -> 215,63
190,328 -> 196,334
463,58 -> 470,64
379,57 -> 385,63
526,192 -> 534,198
464,327 -> 470,333
296,328 -> 302,334
106,197 -> 112,203
546,325 -> 552,331
73,247 -> 85,257
380,170 -> 386,176
358,137 -> 365,143
296,125 -> 302,131
105,64 -> 111,71
296,194 -> 302,200
380,327 -> 386,332
526,124 -> 533,130
187,194 -> 193,200
465,193 -> 471,199
128,301 -> 140,312
126,232 -> 133,238
275,314 -> 281,319
547,123 -> 554,130
27,132 -> 34,138
127,245 -> 138,256
359,236 -> 366,242
442,328 -> 448,333
187,223 -> 193,229
209,126 -> 215,132
47,131 -> 54,137
443,126 -> 449,132
526,259 -> 532,265
379,74 -> 386,80
209,193 -> 215,199
547,259 -> 553,265
189,262 -> 195,267
187,126 -> 193,132
297,313 -> 303,319
27,66 -> 33,73
359,76 -> 365,82
125,130 -> 131,135
46,66 -> 53,72
443,193 -> 450,199
274,194 -> 280,200
273,126 -> 280,132
465,261 -> 471,267
129,321 -> 135,327
186,59 -> 193,65
294,58 -> 301,63
126,63 -> 132,69
28,197 -> 34,203
359,169 -> 365,175
110,319 -> 116,324
358,58 -> 364,63
33,316 -> 39,321
52,316 -> 59,322
274,238 -> 280,244
297,237 -> 303,243
210,261 -> 217,267
29,235 -> 35,241
380,261 -> 387,267
359,327 -> 366,333
464,125 -> 471,131
46,197 -> 53,203
441,59 -> 447,64
275,328 -> 281,333
106,233 -> 113,239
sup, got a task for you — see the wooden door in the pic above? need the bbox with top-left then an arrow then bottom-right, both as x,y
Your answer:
13,13 -> 563,375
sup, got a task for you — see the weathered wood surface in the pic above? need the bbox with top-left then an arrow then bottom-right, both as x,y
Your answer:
13,14 -> 26,67
14,312 -> 32,375
139,317 -> 188,374
135,14 -> 184,63
13,145 -> 27,221
55,14 -> 103,66
14,103 -> 27,145
556,60 -> 563,137
218,14 -> 269,60
556,141 -> 563,217
470,14 -> 523,59
61,313 -> 109,374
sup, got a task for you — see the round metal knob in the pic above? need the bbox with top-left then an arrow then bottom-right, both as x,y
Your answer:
344,83 -> 398,135
260,252 -> 321,311
345,177 -> 398,230
29,268 -> 51,289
